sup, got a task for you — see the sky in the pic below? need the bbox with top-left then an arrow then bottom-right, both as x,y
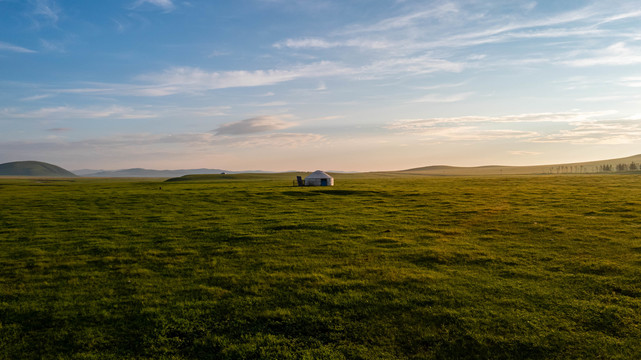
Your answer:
1,0 -> 641,172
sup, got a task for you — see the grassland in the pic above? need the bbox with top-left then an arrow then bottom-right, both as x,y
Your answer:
1,175 -> 641,359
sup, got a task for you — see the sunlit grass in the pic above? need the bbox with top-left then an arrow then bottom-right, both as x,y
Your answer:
1,175 -> 641,359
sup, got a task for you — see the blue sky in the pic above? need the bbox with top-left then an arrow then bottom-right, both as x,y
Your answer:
1,0 -> 641,171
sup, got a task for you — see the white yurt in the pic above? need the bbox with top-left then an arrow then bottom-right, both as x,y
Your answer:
304,170 -> 334,186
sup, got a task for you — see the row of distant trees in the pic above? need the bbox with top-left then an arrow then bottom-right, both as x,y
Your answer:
601,162 -> 639,172
547,162 -> 640,174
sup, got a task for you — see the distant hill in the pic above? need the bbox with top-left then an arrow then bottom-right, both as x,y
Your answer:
165,172 -> 302,182
400,154 -> 641,176
0,161 -> 76,177
73,169 -> 104,176
80,168 -> 230,178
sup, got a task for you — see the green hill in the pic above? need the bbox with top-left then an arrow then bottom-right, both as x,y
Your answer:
165,172 -> 303,182
0,161 -> 77,177
399,154 -> 641,176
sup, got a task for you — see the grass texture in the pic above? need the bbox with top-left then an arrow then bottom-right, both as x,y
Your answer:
1,175 -> 641,359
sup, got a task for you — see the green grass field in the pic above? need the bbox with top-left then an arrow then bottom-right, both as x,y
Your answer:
1,175 -> 641,359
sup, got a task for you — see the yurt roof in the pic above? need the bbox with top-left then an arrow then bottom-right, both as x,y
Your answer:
305,170 -> 332,179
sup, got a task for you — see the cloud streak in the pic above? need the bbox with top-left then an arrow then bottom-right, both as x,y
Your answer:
47,127 -> 70,132
130,0 -> 175,12
274,37 -> 393,50
412,126 -> 538,141
342,2 -> 459,34
274,1 -> 641,74
56,62 -> 352,96
214,115 -> 295,135
1,105 -> 157,120
387,111 -> 632,143
0,41 -> 37,53
409,92 -> 474,103
533,120 -> 641,145
32,0 -> 61,26
619,76 -> 641,87
386,108 -> 641,146
389,111 -> 615,130
563,42 -> 641,67
54,56 -> 465,97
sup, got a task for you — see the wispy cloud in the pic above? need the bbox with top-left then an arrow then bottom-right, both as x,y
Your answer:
279,2 -> 606,52
308,115 -> 345,121
252,101 -> 288,107
274,37 -> 392,50
409,92 -> 473,103
137,66 -> 300,91
47,127 -> 70,132
361,55 -> 465,76
275,38 -> 335,49
31,0 -> 61,26
509,150 -> 542,156
208,50 -> 231,58
214,115 -> 295,135
100,131 -> 325,149
564,42 -> 641,67
619,76 -> 641,87
0,41 -> 37,53
64,56 -> 466,96
130,0 -> 175,12
342,2 -> 459,34
414,82 -> 467,91
186,106 -> 230,117
221,132 -> 325,148
40,38 -> 65,52
598,9 -> 641,24
397,126 -> 537,142
273,1 -> 641,76
577,94 -> 641,102
389,111 -> 615,129
387,111 -> 628,143
20,94 -> 52,101
112,18 -> 128,33
55,62 -> 353,97
136,62 -> 351,92
389,110 -> 641,145
257,0 -> 332,13
1,105 -> 157,120
533,120 -> 641,144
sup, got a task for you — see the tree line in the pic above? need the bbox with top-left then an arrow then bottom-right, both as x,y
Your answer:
547,162 -> 640,174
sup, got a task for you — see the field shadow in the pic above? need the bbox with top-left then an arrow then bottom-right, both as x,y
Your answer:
282,189 -> 388,197
281,191 -> 323,197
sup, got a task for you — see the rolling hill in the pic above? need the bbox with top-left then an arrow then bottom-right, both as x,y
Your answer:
0,161 -> 76,177
80,168 -> 229,178
163,154 -> 641,182
165,172 -> 303,182
76,168 -> 278,177
398,154 -> 641,176
4,154 -> 639,179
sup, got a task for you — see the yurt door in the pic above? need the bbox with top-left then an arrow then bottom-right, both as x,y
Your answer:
321,179 -> 328,186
